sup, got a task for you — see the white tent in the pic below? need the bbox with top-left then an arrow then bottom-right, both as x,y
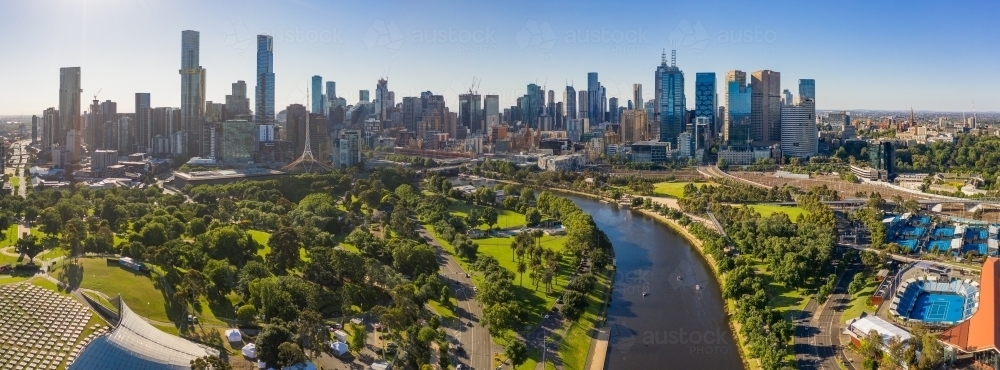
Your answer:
330,341 -> 349,356
256,359 -> 267,369
242,343 -> 257,358
225,329 -> 243,343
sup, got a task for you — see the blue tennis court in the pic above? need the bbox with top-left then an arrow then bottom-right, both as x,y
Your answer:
910,292 -> 965,323
901,226 -> 925,237
967,228 -> 989,240
895,239 -> 918,251
913,215 -> 931,226
961,243 -> 988,256
933,226 -> 955,238
928,240 -> 951,252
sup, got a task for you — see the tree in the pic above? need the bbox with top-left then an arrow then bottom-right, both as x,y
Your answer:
848,273 -> 867,297
139,222 -> 168,247
15,235 -> 43,264
203,259 -> 238,292
190,355 -> 232,370
236,304 -> 258,323
860,329 -> 883,366
389,206 -> 419,240
349,323 -> 366,354
482,207 -> 498,230
525,208 -> 542,227
276,342 -> 307,368
39,208 -> 63,236
182,270 -> 208,303
297,309 -> 326,357
392,242 -> 438,277
505,340 -> 529,368
481,301 -> 525,337
467,209 -> 481,230
256,323 -> 294,366
267,227 -> 301,274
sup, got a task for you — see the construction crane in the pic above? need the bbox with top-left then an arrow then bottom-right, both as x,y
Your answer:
468,76 -> 479,95
93,88 -> 102,102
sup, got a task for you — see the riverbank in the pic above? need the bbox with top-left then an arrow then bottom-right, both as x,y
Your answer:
540,186 -> 751,370
628,206 -> 755,370
459,176 -> 747,369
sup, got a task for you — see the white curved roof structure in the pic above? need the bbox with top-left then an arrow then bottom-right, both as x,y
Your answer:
69,297 -> 219,369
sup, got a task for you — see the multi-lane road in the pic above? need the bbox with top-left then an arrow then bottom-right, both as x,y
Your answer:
418,225 -> 500,370
794,264 -> 858,370
8,140 -> 29,197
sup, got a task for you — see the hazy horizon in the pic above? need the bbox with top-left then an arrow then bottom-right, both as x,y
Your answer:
1,0 -> 998,115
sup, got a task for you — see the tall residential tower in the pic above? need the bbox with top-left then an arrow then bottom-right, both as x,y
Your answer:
255,35 -> 275,124
180,30 -> 206,156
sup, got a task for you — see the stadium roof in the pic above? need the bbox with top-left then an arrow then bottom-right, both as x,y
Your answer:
69,297 -> 219,369
941,257 -> 1000,353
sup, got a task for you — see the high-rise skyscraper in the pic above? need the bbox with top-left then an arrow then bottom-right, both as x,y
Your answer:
484,95 -> 499,128
587,73 -> 604,124
780,88 -> 817,158
657,50 -> 685,146
632,84 -> 643,112
255,35 -> 275,124
134,93 -> 151,153
311,76 -> 323,114
621,109 -> 648,142
750,70 -> 781,143
458,93 -> 483,136
523,84 -> 542,129
798,79 -> 815,102
31,115 -> 38,144
59,67 -> 82,160
725,80 -> 752,147
359,90 -> 370,103
180,30 -> 206,156
564,86 -> 577,120
326,81 -> 336,100
694,73 -> 716,140
577,90 -> 588,122
723,70 -> 746,135
608,97 -> 619,123
374,78 -> 390,118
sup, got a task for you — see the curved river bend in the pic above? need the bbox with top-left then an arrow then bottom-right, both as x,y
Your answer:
563,194 -> 744,370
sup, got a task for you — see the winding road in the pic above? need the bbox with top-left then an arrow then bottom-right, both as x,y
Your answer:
418,225 -> 500,370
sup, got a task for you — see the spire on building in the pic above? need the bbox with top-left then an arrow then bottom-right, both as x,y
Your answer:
671,49 -> 676,67
661,49 -> 667,65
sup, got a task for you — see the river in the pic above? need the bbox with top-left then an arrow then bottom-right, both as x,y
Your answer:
562,194 -> 744,370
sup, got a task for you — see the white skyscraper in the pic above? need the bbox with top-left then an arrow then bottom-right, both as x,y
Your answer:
780,92 -> 817,158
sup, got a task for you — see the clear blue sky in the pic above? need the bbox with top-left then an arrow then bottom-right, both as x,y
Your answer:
2,0 -> 998,115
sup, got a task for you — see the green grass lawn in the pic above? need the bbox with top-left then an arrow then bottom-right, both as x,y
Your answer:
0,275 -> 30,285
50,257 -> 178,323
250,229 -> 311,263
653,181 -> 716,198
557,273 -> 612,370
742,204 -> 810,222
447,200 -> 527,230
0,224 -> 18,248
427,297 -> 458,322
249,230 -> 271,258
841,280 -> 877,323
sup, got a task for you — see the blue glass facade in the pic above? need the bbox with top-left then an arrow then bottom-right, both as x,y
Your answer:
255,35 -> 275,124
658,65 -> 685,146
311,76 -> 323,114
695,72 -> 716,136
798,79 -> 815,101
725,80 -> 752,147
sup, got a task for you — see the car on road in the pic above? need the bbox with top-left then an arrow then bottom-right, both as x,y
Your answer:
556,297 -> 563,304
544,314 -> 550,319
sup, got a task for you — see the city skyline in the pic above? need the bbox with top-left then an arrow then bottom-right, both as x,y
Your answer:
1,0 -> 999,115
